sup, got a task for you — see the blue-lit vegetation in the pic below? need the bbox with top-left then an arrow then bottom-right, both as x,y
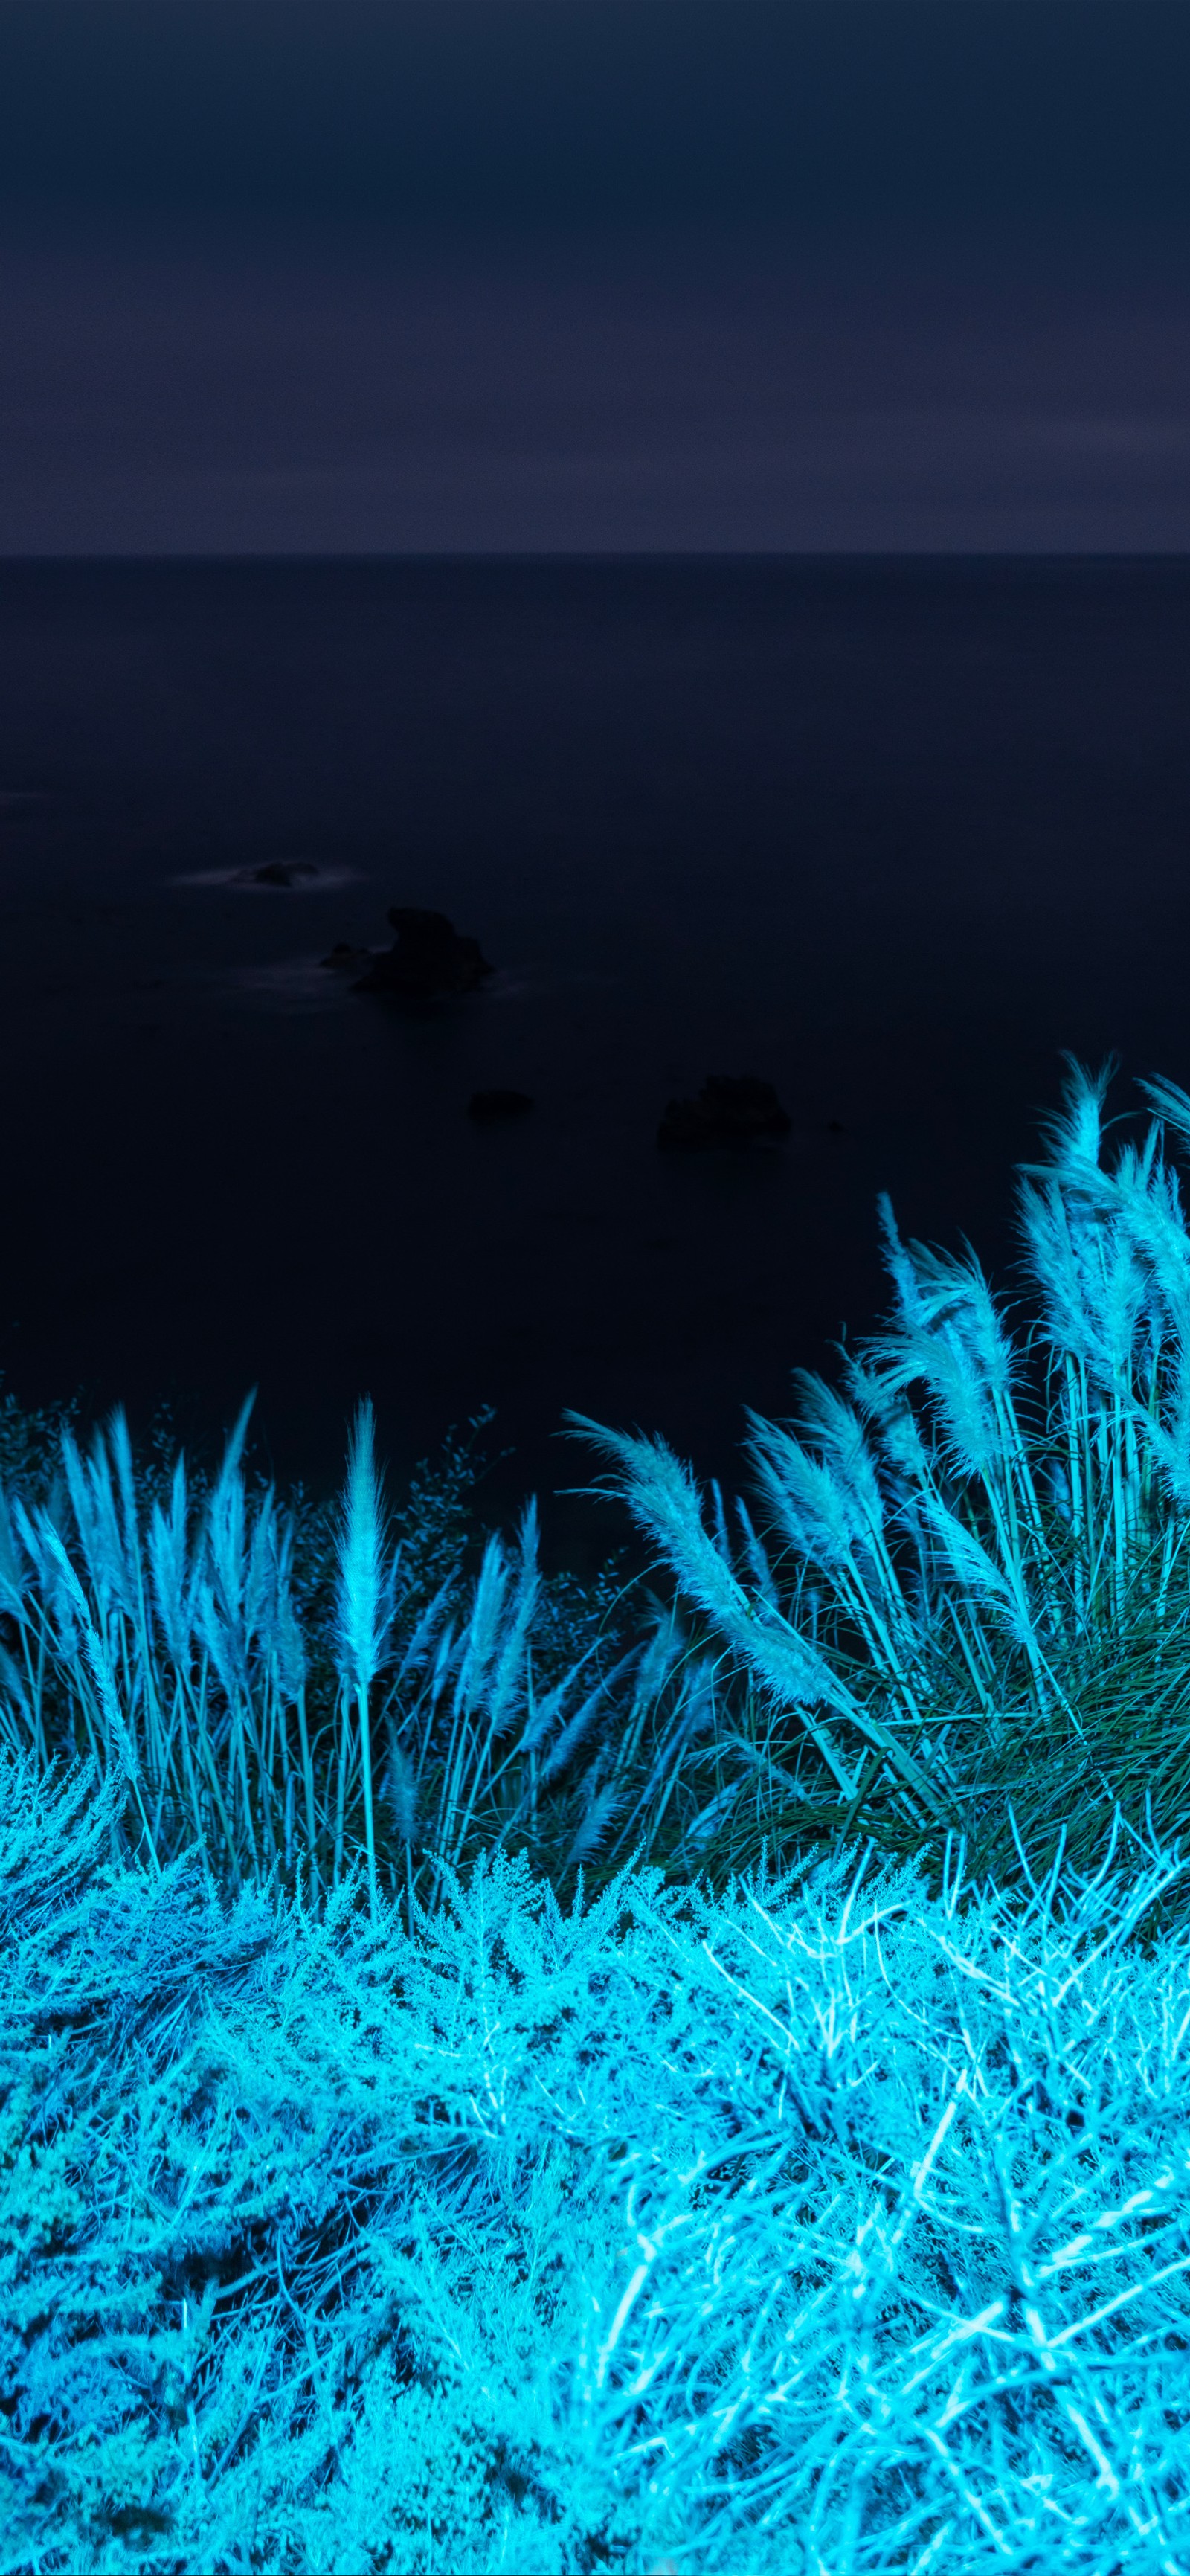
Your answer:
3,1063 -> 1190,2569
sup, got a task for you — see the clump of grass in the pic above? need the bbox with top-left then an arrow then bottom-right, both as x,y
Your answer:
0,1380 -> 702,1920
567,1059 -> 1190,1892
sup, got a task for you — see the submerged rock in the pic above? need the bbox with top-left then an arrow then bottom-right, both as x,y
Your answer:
321,940 -> 376,974
657,1073 -> 792,1151
468,1088 -> 534,1122
353,907 -> 494,1000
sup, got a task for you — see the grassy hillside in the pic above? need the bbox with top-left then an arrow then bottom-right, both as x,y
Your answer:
3,1059 -> 1190,2567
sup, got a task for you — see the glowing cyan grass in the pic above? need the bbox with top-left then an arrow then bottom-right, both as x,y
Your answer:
332,1400 -> 394,1921
1,1749 -> 1187,2572
569,1058 -> 1190,1891
4,1060 -> 1190,2571
4,1059 -> 1190,1912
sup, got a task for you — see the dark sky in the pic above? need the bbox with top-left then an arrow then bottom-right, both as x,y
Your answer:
3,1 -> 1190,550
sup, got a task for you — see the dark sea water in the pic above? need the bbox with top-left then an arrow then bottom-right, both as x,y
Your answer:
1,555 -> 1189,1571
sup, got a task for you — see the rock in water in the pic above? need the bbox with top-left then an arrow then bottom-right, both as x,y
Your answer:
657,1073 -> 791,1150
235,859 -> 321,888
353,907 -> 494,1000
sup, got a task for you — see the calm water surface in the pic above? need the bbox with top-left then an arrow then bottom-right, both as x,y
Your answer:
1,556 -> 1188,1567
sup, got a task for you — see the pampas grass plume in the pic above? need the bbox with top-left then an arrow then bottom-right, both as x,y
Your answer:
335,1398 -> 396,1918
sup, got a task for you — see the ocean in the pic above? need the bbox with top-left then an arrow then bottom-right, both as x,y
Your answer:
1,554 -> 1189,1571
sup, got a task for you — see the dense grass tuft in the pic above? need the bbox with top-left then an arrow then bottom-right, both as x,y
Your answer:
567,1059 -> 1190,1895
1,1745 -> 1189,2573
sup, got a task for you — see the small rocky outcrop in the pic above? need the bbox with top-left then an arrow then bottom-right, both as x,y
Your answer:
657,1073 -> 791,1150
234,860 -> 321,888
353,908 -> 494,1000
468,1088 -> 534,1122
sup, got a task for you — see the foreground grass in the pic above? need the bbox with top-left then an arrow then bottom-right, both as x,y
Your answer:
3,1747 -> 1189,2575
5,1059 -> 1190,2564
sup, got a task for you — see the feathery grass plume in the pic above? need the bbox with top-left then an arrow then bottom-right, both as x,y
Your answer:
147,1455 -> 193,1666
564,1413 -> 945,1823
35,1513 -> 161,1875
427,1500 -> 541,1892
333,1399 -> 395,1920
60,1422 -> 132,1621
203,1393 -> 254,1653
